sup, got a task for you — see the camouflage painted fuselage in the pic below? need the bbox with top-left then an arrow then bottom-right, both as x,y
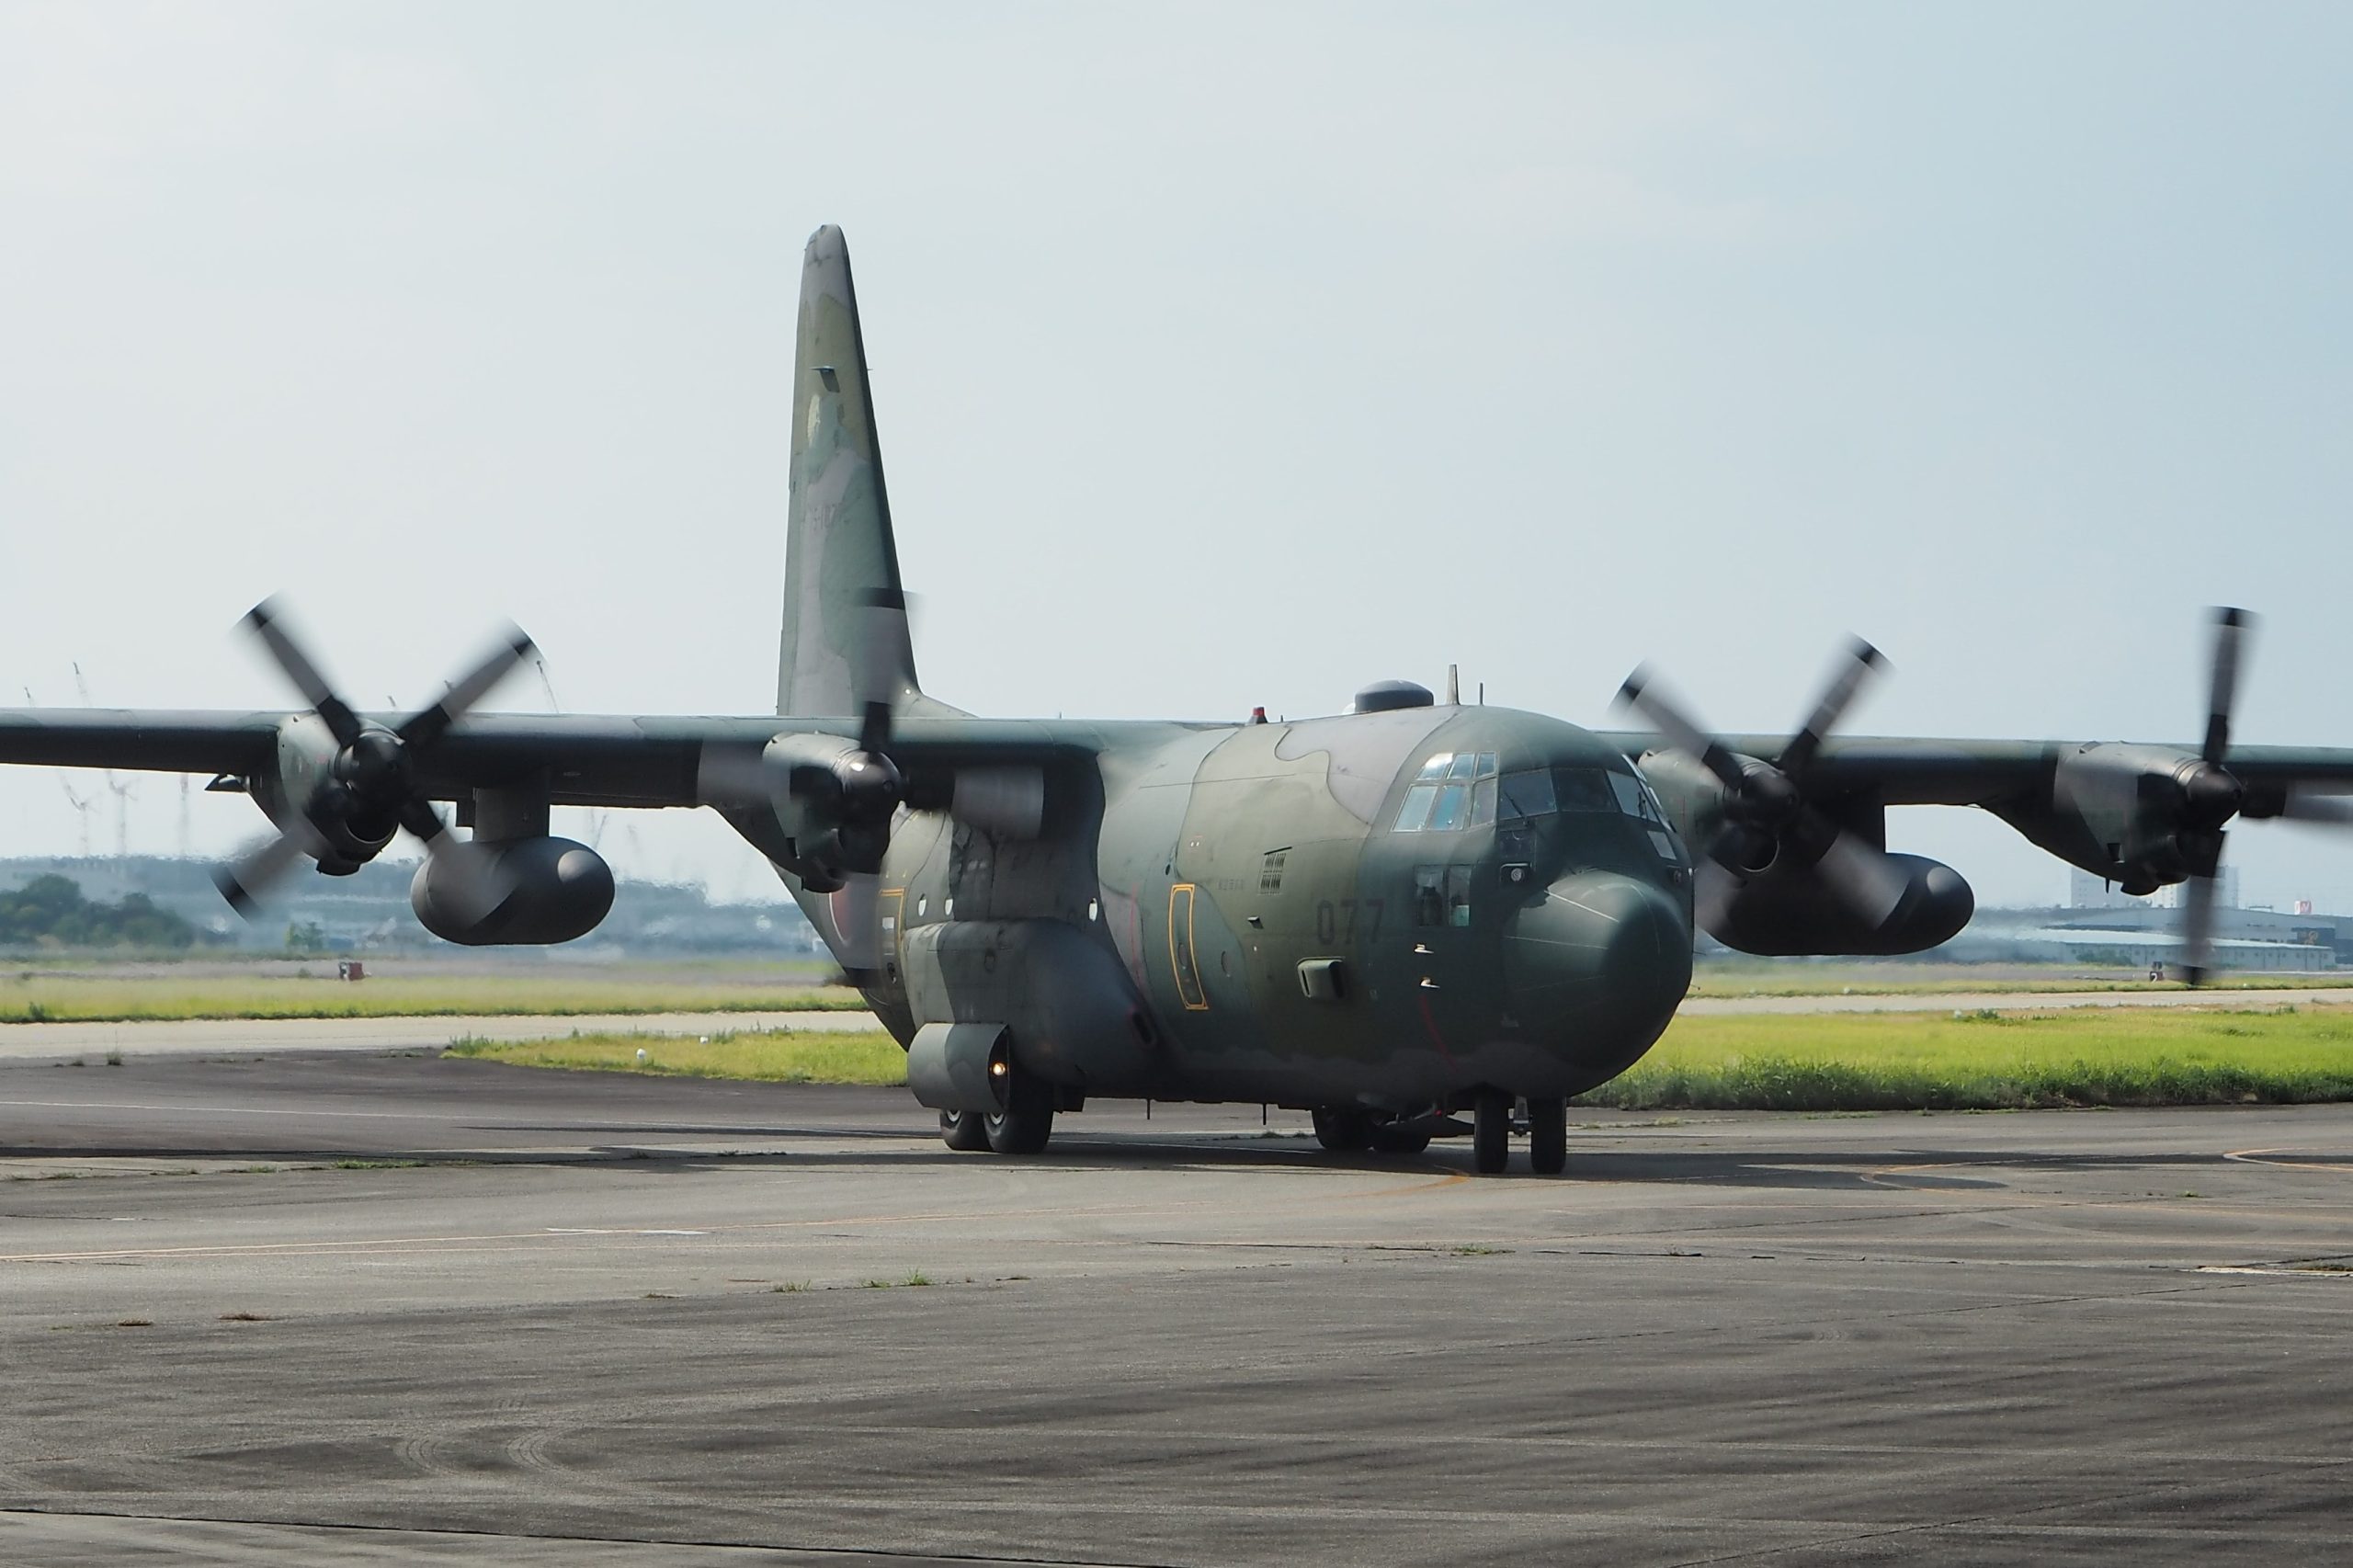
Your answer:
822,702 -> 1693,1113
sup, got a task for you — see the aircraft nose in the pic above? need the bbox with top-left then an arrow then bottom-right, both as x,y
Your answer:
1502,871 -> 1692,1068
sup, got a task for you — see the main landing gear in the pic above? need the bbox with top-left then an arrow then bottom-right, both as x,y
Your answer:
1313,1094 -> 1568,1176
938,1060 -> 1056,1156
1313,1107 -> 1431,1155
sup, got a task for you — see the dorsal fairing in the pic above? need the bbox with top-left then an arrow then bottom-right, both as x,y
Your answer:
779,225 -> 922,721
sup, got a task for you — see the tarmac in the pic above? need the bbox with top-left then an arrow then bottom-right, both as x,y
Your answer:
4,1048 -> 2353,1565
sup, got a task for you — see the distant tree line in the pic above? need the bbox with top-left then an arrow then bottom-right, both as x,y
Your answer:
0,875 -> 214,950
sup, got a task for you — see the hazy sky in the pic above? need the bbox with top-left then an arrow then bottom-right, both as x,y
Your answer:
2,3 -> 2347,909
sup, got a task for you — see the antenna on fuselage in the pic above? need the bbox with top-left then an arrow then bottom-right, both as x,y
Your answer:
1446,665 -> 1461,706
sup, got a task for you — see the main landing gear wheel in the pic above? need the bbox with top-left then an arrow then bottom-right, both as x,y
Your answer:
1472,1089 -> 1512,1176
1313,1107 -> 1372,1153
984,1067 -> 1055,1155
1527,1096 -> 1567,1176
1367,1119 -> 1431,1156
939,1108 -> 990,1153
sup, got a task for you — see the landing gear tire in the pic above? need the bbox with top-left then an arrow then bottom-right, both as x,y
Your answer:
1527,1096 -> 1567,1176
1367,1121 -> 1431,1156
984,1068 -> 1055,1155
1472,1089 -> 1511,1175
939,1108 -> 991,1153
1313,1107 -> 1373,1153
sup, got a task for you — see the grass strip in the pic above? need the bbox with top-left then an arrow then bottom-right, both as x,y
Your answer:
0,977 -> 866,1024
446,1003 -> 2353,1112
1684,969 -> 2353,999
447,1028 -> 906,1086
1579,1003 -> 2353,1110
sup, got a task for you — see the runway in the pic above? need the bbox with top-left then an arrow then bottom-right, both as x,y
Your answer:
6,1052 -> 2353,1565
0,1009 -> 881,1064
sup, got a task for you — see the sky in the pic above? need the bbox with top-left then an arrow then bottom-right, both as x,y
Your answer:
0,2 -> 2347,909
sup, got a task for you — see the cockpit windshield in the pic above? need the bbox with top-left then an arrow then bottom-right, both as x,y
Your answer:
1391,751 -> 1497,834
1392,753 -> 1678,858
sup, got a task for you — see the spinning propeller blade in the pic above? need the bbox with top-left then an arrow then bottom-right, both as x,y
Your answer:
214,600 -> 538,918
1618,638 -> 1904,929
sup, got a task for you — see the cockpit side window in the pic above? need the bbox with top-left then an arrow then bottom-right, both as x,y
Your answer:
1606,767 -> 1676,826
1604,767 -> 1686,861
1412,865 -> 1477,927
1606,770 -> 1652,821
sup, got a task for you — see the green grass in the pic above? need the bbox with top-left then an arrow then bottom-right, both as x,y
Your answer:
444,1001 -> 2353,1113
1684,962 -> 2353,999
446,1028 -> 907,1085
1580,1004 -> 2353,1110
0,973 -> 865,1024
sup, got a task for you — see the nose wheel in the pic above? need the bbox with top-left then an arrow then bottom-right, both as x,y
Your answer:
1470,1092 -> 1569,1176
1473,1089 -> 1511,1174
1527,1096 -> 1567,1175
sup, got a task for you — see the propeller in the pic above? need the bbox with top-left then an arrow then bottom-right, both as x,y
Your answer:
2174,608 -> 2253,985
800,588 -> 911,977
2098,607 -> 2351,986
699,585 -> 1046,980
214,597 -> 536,920
1618,638 -> 1911,931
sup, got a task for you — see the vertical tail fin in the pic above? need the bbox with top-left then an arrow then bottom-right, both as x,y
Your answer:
779,225 -> 922,719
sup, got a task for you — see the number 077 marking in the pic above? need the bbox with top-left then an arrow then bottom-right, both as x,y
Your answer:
1313,898 -> 1385,946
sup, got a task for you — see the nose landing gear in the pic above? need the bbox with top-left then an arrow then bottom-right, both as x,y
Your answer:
1526,1096 -> 1567,1176
1472,1089 -> 1511,1175
1470,1091 -> 1566,1174
1475,1093 -> 1570,1176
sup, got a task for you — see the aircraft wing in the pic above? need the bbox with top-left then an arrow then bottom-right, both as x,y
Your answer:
1615,733 -> 2353,811
0,709 -> 1100,809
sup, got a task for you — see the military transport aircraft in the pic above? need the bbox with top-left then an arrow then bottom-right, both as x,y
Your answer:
6,226 -> 2353,1176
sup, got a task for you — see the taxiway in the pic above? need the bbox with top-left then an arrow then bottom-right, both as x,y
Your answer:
4,1051 -> 2351,1565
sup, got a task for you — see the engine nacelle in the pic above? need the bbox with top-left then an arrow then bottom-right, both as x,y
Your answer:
410,836 -> 615,946
1707,852 -> 1974,957
257,714 -> 394,874
1995,742 -> 2219,895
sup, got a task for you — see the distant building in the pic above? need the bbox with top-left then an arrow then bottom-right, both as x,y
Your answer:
0,857 -> 821,957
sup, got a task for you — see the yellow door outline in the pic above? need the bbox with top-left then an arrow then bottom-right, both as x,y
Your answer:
1167,883 -> 1209,1011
